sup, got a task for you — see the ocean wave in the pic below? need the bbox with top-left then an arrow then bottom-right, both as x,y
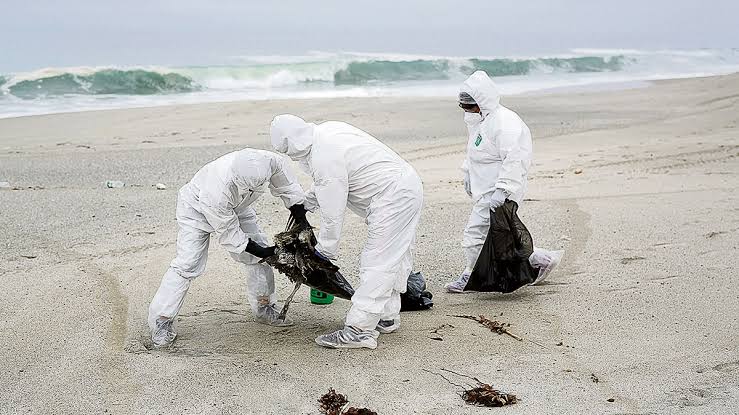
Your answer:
1,49 -> 736,102
1,68 -> 199,99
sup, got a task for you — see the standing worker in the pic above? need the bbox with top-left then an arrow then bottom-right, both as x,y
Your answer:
148,149 -> 309,347
270,114 -> 424,350
445,71 -> 563,293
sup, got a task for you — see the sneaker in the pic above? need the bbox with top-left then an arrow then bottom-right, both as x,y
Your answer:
444,271 -> 470,293
255,304 -> 294,327
531,250 -> 564,286
315,326 -> 379,349
151,318 -> 176,348
376,319 -> 400,334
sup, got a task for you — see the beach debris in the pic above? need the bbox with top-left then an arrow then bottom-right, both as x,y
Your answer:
105,180 -> 125,188
463,383 -> 518,407
318,389 -> 376,415
424,368 -> 518,408
574,168 -> 584,174
343,408 -> 377,415
451,314 -> 523,341
318,388 -> 348,415
155,183 -> 167,190
590,373 -> 599,383
607,398 -> 615,403
0,181 -> 10,189
20,254 -> 38,259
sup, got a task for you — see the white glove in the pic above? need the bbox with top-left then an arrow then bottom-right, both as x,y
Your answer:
463,175 -> 472,197
489,188 -> 508,211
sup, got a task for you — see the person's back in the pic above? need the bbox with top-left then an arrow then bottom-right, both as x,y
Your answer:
313,121 -> 411,216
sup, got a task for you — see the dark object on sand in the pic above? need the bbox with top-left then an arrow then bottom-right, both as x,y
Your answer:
400,271 -> 433,311
463,383 -> 518,407
343,408 -> 378,415
464,200 -> 537,293
318,389 -> 377,415
318,388 -> 349,415
263,215 -> 355,319
424,368 -> 518,408
451,314 -> 523,341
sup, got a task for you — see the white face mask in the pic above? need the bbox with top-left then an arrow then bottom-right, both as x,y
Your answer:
464,111 -> 483,126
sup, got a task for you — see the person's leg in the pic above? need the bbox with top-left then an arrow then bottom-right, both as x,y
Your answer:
317,170 -> 422,348
148,197 -> 211,346
446,195 -> 491,292
230,206 -> 290,326
376,290 -> 402,334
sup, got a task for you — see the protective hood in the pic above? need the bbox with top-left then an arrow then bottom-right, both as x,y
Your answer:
460,71 -> 500,116
270,114 -> 315,160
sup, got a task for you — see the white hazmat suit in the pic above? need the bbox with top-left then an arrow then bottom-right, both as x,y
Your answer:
448,71 -> 562,292
148,149 -> 305,341
270,115 -> 423,347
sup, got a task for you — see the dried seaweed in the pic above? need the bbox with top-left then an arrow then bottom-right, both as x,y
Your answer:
317,389 -> 377,415
424,368 -> 518,408
343,408 -> 378,415
462,383 -> 518,407
451,314 -> 523,341
318,388 -> 348,415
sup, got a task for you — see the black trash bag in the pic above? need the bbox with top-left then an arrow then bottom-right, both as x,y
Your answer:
263,215 -> 355,300
400,271 -> 434,311
464,200 -> 537,293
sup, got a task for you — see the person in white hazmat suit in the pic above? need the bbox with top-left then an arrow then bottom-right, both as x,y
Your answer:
445,71 -> 564,293
148,148 -> 309,347
270,114 -> 424,350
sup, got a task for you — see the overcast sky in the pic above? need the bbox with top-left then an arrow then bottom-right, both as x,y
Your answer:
2,0 -> 738,71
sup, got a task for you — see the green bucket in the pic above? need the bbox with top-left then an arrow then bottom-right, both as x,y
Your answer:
310,289 -> 334,305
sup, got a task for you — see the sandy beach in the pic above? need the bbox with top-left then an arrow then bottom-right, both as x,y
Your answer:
1,74 -> 738,414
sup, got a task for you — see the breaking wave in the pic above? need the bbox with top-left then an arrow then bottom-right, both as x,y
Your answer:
1,69 -> 199,99
1,54 -> 633,99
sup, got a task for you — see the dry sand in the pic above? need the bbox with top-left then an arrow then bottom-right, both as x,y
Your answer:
1,74 -> 738,414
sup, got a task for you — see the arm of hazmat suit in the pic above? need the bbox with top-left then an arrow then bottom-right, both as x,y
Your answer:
494,126 -> 527,195
303,186 -> 319,212
461,159 -> 472,197
267,155 -> 305,208
311,151 -> 349,260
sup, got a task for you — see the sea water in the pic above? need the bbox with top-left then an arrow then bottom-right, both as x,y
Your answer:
1,48 -> 738,119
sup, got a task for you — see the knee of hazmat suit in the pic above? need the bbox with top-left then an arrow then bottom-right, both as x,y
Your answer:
270,114 -> 423,330
148,148 -> 305,328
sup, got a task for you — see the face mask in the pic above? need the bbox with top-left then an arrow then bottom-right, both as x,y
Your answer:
464,112 -> 483,126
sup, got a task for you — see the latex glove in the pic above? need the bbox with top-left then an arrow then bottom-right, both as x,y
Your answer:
463,175 -> 472,197
489,188 -> 508,211
245,240 -> 277,258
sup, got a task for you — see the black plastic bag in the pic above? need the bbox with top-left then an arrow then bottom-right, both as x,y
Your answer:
400,271 -> 434,311
464,200 -> 537,293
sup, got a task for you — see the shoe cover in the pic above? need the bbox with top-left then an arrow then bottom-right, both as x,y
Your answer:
151,318 -> 176,347
375,319 -> 400,334
255,303 -> 294,326
315,326 -> 379,349
444,272 -> 471,293
531,250 -> 564,285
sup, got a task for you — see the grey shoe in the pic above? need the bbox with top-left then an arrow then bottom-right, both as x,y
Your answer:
444,271 -> 470,293
315,326 -> 379,349
255,303 -> 294,327
151,318 -> 176,348
376,319 -> 400,334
